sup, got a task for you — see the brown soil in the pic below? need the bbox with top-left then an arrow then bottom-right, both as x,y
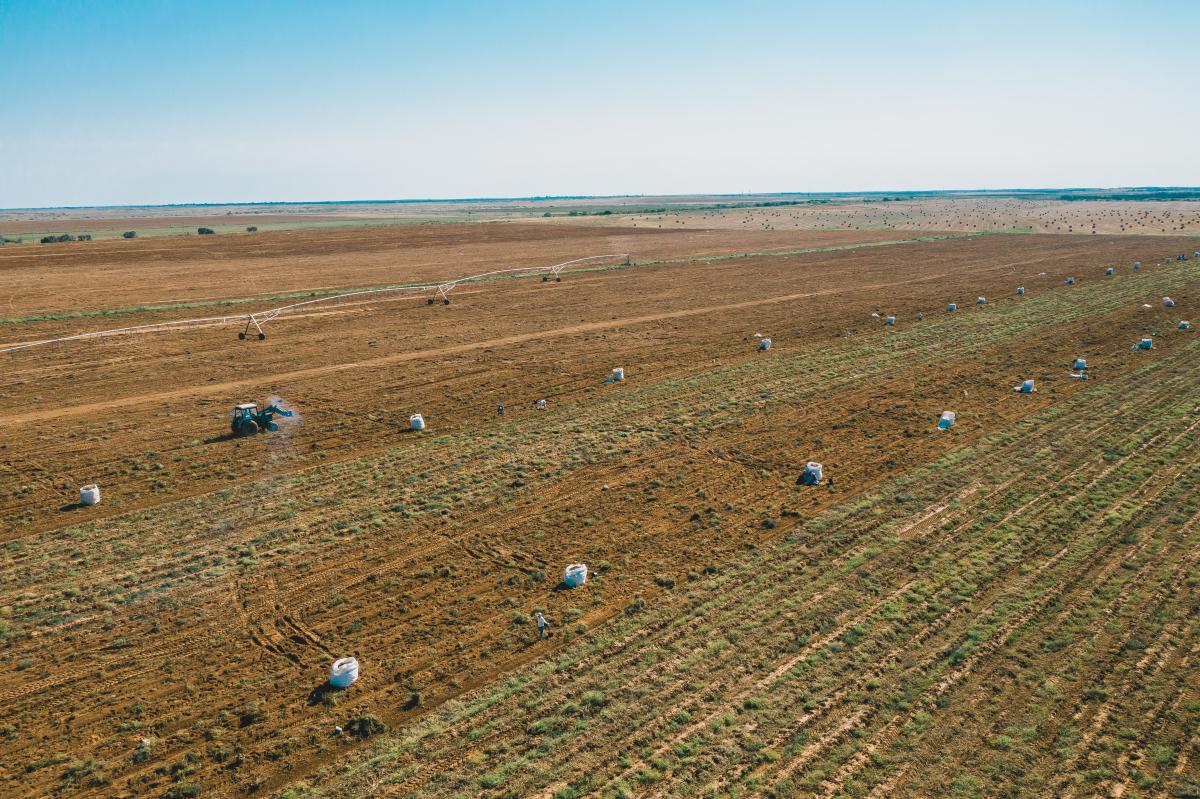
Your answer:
0,224 -> 1195,798
0,222 -> 916,317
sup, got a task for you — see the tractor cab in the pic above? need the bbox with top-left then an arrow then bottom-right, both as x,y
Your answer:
231,403 -> 260,436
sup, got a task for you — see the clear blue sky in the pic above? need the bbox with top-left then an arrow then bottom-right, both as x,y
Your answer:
1,0 -> 1196,208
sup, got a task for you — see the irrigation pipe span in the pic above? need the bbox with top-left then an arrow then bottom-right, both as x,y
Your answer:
0,253 -> 632,354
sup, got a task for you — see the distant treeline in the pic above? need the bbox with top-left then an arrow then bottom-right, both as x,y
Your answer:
1057,192 -> 1200,201
710,200 -> 828,209
40,233 -> 91,243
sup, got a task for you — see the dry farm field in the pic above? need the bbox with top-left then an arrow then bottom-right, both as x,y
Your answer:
0,210 -> 1198,798
606,198 -> 1200,236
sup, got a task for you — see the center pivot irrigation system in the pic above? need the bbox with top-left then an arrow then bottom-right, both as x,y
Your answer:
238,253 -> 629,340
0,253 -> 633,354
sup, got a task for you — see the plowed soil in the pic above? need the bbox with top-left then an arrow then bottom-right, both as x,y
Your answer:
1,222 -> 1198,798
0,222 -> 918,317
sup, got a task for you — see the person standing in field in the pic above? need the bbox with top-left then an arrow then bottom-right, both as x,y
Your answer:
497,402 -> 505,416
536,611 -> 548,639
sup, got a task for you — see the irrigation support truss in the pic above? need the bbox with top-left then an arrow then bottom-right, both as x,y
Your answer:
2,253 -> 633,354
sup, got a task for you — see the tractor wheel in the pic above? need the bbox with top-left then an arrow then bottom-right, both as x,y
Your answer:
443,298 -> 450,305
257,332 -> 265,340
427,298 -> 434,305
542,275 -> 548,282
239,419 -> 260,437
555,276 -> 561,282
238,332 -> 246,340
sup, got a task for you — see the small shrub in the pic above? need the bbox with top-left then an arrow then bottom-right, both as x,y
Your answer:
133,739 -> 153,764
62,758 -> 107,787
581,690 -> 606,708
245,226 -> 257,232
197,227 -> 215,235
123,231 -> 137,239
345,714 -> 386,739
237,703 -> 267,727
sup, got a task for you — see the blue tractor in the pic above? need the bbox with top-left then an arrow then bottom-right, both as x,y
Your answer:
231,402 -> 293,437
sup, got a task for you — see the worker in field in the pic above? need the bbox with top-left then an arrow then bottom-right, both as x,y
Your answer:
497,402 -> 505,416
536,611 -> 548,639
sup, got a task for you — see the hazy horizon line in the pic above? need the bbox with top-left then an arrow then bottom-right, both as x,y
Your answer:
5,186 -> 1200,214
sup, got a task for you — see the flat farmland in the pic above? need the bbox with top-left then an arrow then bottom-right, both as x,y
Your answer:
1,223 -> 1199,798
600,198 -> 1200,236
0,222 -> 919,318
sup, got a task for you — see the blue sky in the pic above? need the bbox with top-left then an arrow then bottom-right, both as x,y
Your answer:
1,0 -> 1197,208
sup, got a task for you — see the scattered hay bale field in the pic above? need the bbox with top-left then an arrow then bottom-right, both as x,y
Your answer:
602,197 -> 1200,236
1,208 -> 1198,798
